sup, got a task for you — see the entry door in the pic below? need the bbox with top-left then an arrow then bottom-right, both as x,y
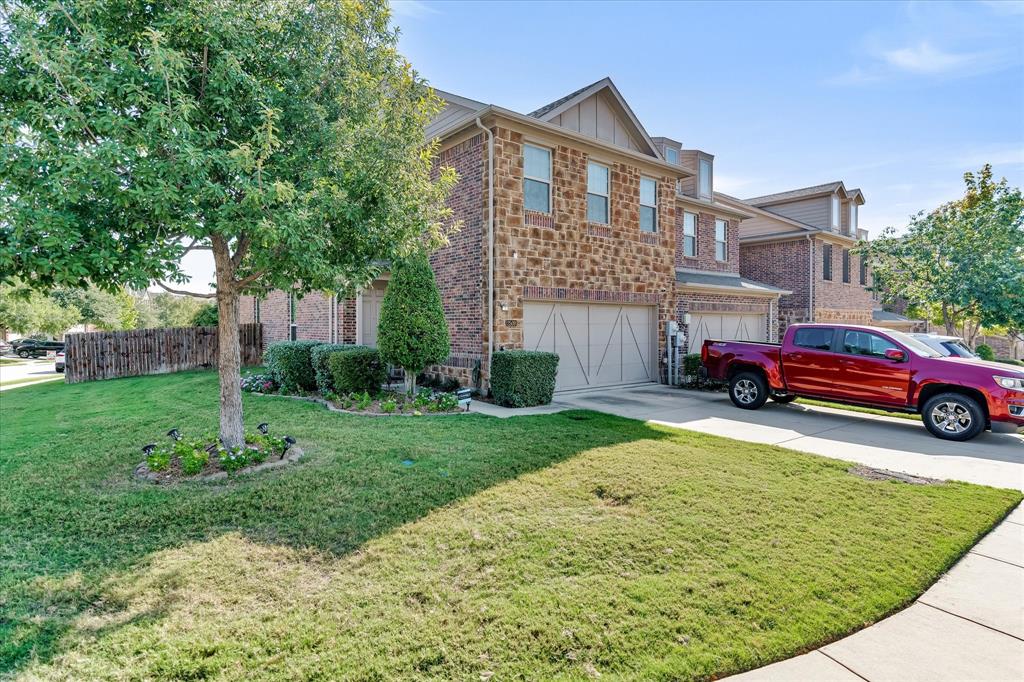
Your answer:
360,283 -> 387,347
784,327 -> 839,395
523,302 -> 655,391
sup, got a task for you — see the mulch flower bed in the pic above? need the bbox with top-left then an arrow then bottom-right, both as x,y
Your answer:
133,430 -> 300,484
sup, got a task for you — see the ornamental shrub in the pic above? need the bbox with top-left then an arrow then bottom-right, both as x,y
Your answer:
311,343 -> 365,394
490,351 -> 559,407
975,343 -> 995,361
327,347 -> 387,394
264,340 -> 322,393
377,255 -> 450,393
682,353 -> 702,379
996,357 -> 1023,366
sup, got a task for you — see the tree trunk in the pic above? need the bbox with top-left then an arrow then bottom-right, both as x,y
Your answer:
404,368 -> 416,395
212,236 -> 245,449
941,303 -> 957,336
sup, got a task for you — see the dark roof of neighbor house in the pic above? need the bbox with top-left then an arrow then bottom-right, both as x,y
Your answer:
872,309 -> 913,322
744,182 -> 844,206
675,270 -> 791,295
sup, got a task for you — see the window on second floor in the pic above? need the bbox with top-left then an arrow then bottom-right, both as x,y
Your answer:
831,195 -> 840,230
523,144 -> 551,213
586,161 -> 609,224
848,203 -> 858,234
665,147 -> 679,165
842,248 -> 851,283
682,212 -> 697,257
822,244 -> 833,280
640,178 -> 658,232
699,158 -> 712,199
714,219 -> 728,261
860,255 -> 868,285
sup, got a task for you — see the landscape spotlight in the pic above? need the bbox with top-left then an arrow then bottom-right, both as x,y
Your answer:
167,428 -> 181,441
257,422 -> 269,435
142,444 -> 156,456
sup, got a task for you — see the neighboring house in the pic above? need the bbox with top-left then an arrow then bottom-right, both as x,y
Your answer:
718,182 -> 874,337
242,77 -> 791,391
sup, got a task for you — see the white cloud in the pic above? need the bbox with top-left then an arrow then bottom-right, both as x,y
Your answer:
390,1 -> 440,18
879,41 -> 988,74
829,40 -> 1010,85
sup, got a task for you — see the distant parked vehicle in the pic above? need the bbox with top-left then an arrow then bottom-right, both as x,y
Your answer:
910,333 -> 977,359
0,340 -> 11,355
55,350 -> 66,373
13,339 -> 65,359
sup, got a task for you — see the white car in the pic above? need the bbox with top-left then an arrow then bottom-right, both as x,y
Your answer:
55,350 -> 65,373
909,333 -> 977,359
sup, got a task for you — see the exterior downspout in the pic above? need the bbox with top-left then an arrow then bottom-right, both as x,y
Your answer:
475,117 -> 495,389
806,235 -> 814,322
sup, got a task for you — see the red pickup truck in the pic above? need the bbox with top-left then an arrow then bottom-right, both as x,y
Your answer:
701,323 -> 1024,441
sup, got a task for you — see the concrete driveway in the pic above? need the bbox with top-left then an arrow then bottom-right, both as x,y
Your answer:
0,358 -> 61,391
553,384 -> 1024,491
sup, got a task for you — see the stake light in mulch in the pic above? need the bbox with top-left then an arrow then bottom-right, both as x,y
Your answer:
142,444 -> 156,456
282,436 -> 296,459
205,443 -> 219,455
257,422 -> 269,435
166,428 -> 181,441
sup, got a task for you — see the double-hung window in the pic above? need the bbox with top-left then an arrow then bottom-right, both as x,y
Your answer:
860,255 -> 868,285
288,293 -> 298,341
587,161 -> 610,224
714,219 -> 728,261
699,158 -> 712,199
640,178 -> 657,233
523,144 -> 551,213
831,195 -> 840,230
682,212 -> 697,257
849,203 -> 858,234
665,147 -> 679,165
822,244 -> 833,281
842,249 -> 851,283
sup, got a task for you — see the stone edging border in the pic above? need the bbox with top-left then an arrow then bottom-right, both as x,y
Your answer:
134,446 -> 304,484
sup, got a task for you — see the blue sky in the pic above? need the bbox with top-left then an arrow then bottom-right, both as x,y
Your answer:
175,0 -> 1023,291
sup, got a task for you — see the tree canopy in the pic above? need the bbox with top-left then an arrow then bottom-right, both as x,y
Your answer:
1,0 -> 457,445
865,165 -> 1024,343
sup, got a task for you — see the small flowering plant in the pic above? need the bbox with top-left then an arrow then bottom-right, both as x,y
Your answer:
240,373 -> 278,394
140,429 -> 294,480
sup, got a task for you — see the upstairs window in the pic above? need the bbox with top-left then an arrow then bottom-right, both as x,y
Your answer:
699,158 -> 712,199
586,161 -> 610,224
665,147 -> 679,165
254,298 -> 261,323
831,195 -> 840,230
849,203 -> 858,233
640,178 -> 658,233
822,244 -> 833,280
860,255 -> 868,285
523,144 -> 551,213
682,212 -> 697,257
842,249 -> 851,283
714,219 -> 728,261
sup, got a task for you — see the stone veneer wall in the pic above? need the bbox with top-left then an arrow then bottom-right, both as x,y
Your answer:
488,124 -> 678,383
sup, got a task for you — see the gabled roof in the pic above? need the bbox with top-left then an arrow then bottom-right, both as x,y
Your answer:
744,182 -> 845,206
527,77 -> 660,158
675,268 -> 791,297
716,192 -> 818,232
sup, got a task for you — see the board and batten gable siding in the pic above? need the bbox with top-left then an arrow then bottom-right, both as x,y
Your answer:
759,196 -> 831,230
547,92 -> 644,153
737,213 -> 808,238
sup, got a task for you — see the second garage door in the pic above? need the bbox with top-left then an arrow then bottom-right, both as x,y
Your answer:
688,312 -> 767,353
523,302 -> 656,391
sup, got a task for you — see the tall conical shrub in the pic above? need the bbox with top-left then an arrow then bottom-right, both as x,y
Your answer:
377,256 -> 450,393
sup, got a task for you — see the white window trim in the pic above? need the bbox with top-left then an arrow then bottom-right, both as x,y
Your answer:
586,160 -> 610,224
665,147 -> 679,165
682,211 -> 697,258
523,143 -> 552,214
640,177 -> 658,233
698,157 -> 713,200
714,218 -> 728,261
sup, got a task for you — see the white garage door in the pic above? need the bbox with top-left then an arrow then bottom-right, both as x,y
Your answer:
688,312 -> 766,353
523,302 -> 656,391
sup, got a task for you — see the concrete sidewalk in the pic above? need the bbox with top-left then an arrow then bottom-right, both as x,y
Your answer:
727,505 -> 1024,681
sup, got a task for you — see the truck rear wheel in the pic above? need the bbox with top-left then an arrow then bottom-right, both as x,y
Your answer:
729,372 -> 768,410
922,393 -> 985,441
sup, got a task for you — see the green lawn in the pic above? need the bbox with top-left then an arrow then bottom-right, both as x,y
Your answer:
1,371 -> 1018,680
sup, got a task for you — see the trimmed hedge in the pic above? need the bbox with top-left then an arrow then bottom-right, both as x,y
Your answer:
264,340 -> 322,393
311,344 -> 365,394
327,347 -> 388,394
682,353 -> 702,379
490,351 -> 559,408
975,344 -> 995,361
997,357 -> 1024,367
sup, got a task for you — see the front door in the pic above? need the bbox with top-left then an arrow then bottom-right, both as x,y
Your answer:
360,282 -> 387,347
830,329 -> 912,406
783,326 -> 838,395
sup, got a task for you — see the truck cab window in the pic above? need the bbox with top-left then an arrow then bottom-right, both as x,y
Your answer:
793,328 -> 833,351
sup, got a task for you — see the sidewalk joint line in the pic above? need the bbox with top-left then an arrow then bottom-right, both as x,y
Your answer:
772,419 -> 869,446
917,600 -> 1024,642
968,550 -> 1024,570
817,649 -> 872,681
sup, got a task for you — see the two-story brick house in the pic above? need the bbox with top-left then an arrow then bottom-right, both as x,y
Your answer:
242,78 -> 787,391
719,182 -> 874,337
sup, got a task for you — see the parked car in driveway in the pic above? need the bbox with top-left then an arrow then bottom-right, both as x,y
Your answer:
12,339 -> 65,359
701,323 -> 1024,441
910,333 -> 977,358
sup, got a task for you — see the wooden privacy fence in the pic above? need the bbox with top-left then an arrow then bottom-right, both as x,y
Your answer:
64,324 -> 263,384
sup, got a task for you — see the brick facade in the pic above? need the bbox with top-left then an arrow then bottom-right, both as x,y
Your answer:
675,208 -> 741,273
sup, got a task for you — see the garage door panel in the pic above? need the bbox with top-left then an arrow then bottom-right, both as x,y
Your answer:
690,312 -> 766,353
523,302 -> 654,391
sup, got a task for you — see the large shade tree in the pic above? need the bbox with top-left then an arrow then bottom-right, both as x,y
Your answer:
1,0 -> 456,446
865,165 -> 1024,345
